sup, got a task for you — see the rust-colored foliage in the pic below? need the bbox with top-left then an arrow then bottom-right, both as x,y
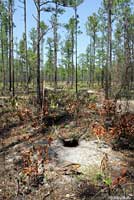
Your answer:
98,100 -> 134,138
119,113 -> 134,135
22,166 -> 38,176
47,136 -> 53,146
19,138 -> 52,180
120,168 -> 127,177
17,108 -> 32,121
92,123 -> 106,138
99,100 -> 116,121
110,113 -> 134,136
66,101 -> 79,114
102,100 -> 116,115
88,103 -> 97,111
111,176 -> 127,189
111,168 -> 128,189
42,102 -> 49,116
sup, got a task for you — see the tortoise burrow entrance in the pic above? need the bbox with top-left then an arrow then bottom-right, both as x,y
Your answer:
60,137 -> 79,147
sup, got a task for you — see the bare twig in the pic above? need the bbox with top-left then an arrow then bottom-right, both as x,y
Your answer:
32,14 -> 38,22
39,27 -> 52,41
90,187 -> 108,200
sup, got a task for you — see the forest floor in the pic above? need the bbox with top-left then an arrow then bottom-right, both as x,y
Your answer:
0,88 -> 134,200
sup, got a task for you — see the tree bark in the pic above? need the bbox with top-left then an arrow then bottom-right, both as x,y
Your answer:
36,0 -> 41,105
71,30 -> 74,87
54,2 -> 58,89
105,0 -> 112,99
75,5 -> 78,95
24,0 -> 28,92
8,0 -> 14,96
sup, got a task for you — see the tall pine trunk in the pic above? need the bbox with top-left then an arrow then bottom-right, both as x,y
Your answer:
105,0 -> 112,99
24,0 -> 28,92
37,0 -> 41,105
8,0 -> 14,96
71,31 -> 74,87
54,2 -> 58,89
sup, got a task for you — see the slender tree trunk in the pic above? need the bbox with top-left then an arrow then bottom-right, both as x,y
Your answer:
105,0 -> 112,99
101,36 -> 104,88
36,0 -> 41,105
1,25 -> 6,91
8,0 -> 14,96
12,12 -> 14,96
67,47 -> 70,84
101,69 -> 104,88
24,0 -> 28,92
89,42 -> 92,86
124,13 -> 131,89
131,39 -> 134,85
8,0 -> 12,93
93,32 -> 96,85
109,6 -> 112,95
54,2 -> 58,89
71,31 -> 74,87
86,48 -> 90,86
75,5 -> 78,95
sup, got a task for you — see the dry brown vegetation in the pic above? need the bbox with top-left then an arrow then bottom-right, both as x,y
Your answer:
0,89 -> 134,200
